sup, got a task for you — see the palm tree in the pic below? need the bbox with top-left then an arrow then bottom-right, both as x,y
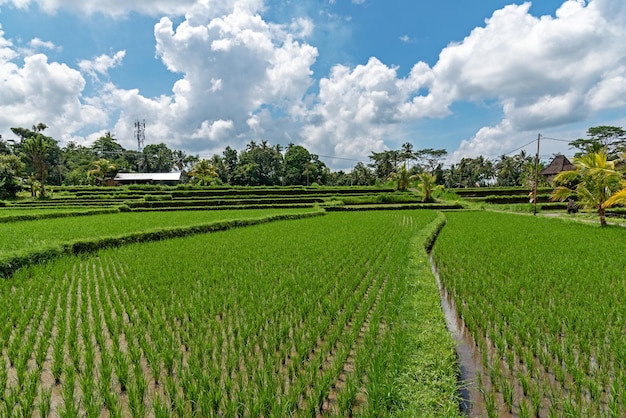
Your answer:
303,162 -> 316,186
551,150 -> 626,226
387,164 -> 417,191
401,142 -> 414,169
22,134 -> 50,197
172,150 -> 190,173
417,172 -> 444,202
188,159 -> 218,186
87,158 -> 117,184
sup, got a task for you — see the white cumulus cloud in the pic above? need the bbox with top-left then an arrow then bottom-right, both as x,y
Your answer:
84,1 -> 318,155
0,42 -> 106,138
0,0 -> 264,18
440,0 -> 626,161
78,50 -> 126,80
2,0 -> 626,170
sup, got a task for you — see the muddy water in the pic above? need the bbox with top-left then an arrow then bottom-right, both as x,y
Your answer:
430,256 -> 488,417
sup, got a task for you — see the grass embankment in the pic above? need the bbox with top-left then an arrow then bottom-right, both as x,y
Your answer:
433,211 -> 626,416
0,210 -> 461,416
393,211 -> 462,417
0,207 -> 119,223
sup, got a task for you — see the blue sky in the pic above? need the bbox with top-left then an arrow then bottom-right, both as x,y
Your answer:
1,0 -> 625,170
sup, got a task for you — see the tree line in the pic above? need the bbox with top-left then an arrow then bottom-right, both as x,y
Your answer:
0,125 -> 333,198
0,123 -> 623,199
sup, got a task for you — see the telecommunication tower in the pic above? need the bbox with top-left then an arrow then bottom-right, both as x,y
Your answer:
134,119 -> 146,152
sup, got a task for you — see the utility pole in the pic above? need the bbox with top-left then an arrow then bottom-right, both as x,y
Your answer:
533,133 -> 541,215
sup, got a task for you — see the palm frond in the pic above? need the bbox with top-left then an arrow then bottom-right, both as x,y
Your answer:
605,188 -> 626,208
550,186 -> 574,202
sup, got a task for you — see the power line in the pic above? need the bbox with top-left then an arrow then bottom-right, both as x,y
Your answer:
503,139 -> 538,156
316,154 -> 367,163
540,136 -> 571,143
501,133 -> 573,158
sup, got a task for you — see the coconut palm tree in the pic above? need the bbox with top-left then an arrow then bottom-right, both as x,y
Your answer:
387,164 -> 418,191
417,172 -> 444,202
87,158 -> 117,184
551,150 -> 626,226
22,134 -> 50,197
188,159 -> 218,186
401,142 -> 414,169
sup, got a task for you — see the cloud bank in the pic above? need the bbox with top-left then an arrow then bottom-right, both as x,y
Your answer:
0,0 -> 625,167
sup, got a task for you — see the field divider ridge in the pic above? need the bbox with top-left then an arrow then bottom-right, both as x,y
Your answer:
392,211 -> 464,416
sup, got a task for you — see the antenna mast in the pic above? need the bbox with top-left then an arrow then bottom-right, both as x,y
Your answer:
134,119 -> 145,152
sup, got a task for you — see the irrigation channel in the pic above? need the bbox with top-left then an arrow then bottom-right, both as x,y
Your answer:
431,256 -> 485,416
431,254 -> 529,418
432,251 -> 558,417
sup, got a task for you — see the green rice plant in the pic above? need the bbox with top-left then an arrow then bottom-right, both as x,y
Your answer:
488,359 -> 501,392
0,209 -> 458,416
588,377 -> 602,403
338,373 -> 358,416
14,354 -> 28,389
3,386 -> 20,417
102,389 -> 122,418
433,211 -> 626,414
165,375 -> 186,416
483,389 -> 497,418
113,351 -> 130,393
0,363 -> 7,397
518,398 -> 532,418
18,371 -> 39,417
152,394 -> 170,418
60,365 -> 79,418
518,370 -> 531,396
51,343 -> 65,385
500,377 -> 514,413
99,350 -> 113,402
34,340 -> 48,371
607,388 -> 620,418
38,387 -> 52,418
80,373 -> 99,418
127,378 -> 147,418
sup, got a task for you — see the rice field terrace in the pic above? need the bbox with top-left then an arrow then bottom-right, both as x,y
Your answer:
432,211 -> 626,417
0,210 -> 460,417
0,208 -> 318,256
